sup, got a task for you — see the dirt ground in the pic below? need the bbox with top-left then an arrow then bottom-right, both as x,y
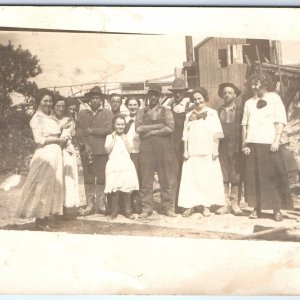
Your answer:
1,172 -> 300,241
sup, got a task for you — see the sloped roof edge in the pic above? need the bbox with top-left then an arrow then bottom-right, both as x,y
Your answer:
194,37 -> 213,49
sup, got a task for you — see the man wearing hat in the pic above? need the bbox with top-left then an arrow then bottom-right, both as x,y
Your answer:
168,78 -> 195,211
135,85 -> 178,218
76,86 -> 113,215
217,82 -> 244,216
168,78 -> 195,161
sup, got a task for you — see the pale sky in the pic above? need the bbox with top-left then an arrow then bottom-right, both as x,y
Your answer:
1,31 -> 300,96
0,31 -> 193,96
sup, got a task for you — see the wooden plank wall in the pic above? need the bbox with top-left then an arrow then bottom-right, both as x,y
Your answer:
196,37 -> 248,109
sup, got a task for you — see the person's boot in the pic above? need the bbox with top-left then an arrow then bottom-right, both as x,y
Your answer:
123,193 -> 135,220
230,185 -> 243,216
94,184 -> 106,214
131,191 -> 142,214
79,184 -> 95,216
139,211 -> 152,219
109,192 -> 119,220
45,216 -> 60,229
202,206 -> 211,217
63,206 -> 77,221
63,206 -> 69,220
35,217 -> 47,230
182,207 -> 194,217
249,207 -> 260,219
165,210 -> 177,218
106,193 -> 112,215
215,183 -> 231,215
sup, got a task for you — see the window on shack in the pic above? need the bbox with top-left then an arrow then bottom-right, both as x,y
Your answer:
218,45 -> 245,68
218,44 -> 256,68
246,39 -> 271,63
218,49 -> 228,68
227,44 -> 245,65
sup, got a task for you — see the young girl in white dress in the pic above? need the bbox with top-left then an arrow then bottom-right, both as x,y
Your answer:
104,114 -> 139,220
178,88 -> 226,217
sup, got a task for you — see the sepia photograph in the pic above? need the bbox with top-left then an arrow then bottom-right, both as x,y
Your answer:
1,6 -> 300,295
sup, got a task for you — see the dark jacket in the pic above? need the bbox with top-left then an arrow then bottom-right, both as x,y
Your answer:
217,98 -> 244,153
76,107 -> 113,155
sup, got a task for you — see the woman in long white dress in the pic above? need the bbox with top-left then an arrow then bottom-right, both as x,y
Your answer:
178,88 -> 226,217
104,114 -> 139,220
16,90 -> 68,230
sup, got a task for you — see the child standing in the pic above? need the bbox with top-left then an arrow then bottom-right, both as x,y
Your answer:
104,114 -> 139,220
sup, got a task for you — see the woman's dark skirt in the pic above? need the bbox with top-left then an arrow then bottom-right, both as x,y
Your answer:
244,143 -> 293,210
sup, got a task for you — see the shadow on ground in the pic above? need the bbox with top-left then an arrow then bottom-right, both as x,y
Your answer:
3,218 -> 242,240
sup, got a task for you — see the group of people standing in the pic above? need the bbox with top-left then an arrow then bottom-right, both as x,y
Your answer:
16,73 -> 294,230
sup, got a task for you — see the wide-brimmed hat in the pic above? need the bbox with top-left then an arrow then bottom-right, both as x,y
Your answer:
147,84 -> 162,95
169,78 -> 189,92
84,86 -> 104,98
218,83 -> 241,98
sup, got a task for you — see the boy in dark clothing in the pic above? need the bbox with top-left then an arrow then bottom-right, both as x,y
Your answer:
217,83 -> 244,216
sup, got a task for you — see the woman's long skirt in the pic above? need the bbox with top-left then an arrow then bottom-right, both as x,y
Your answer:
17,144 -> 64,218
178,155 -> 225,208
244,143 -> 293,210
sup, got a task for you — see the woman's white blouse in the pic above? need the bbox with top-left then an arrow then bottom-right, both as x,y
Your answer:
182,107 -> 224,156
30,110 -> 61,146
242,92 -> 287,144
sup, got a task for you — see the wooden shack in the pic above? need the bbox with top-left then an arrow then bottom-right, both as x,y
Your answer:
189,37 -> 282,108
